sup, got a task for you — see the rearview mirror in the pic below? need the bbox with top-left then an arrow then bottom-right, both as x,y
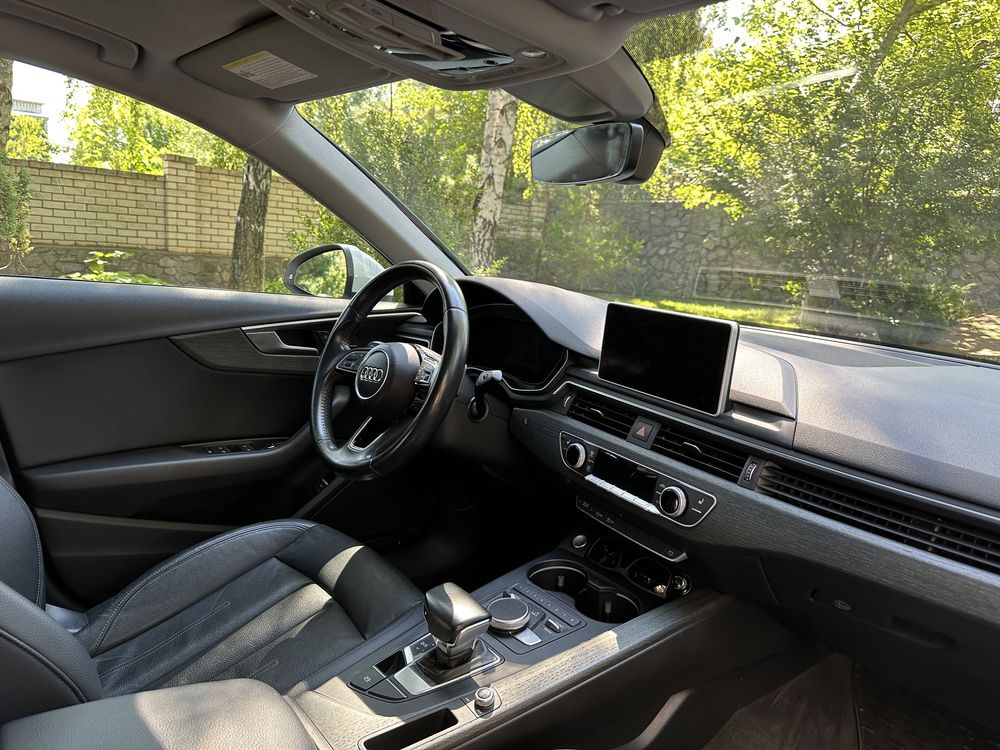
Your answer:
530,120 -> 665,185
283,244 -> 386,298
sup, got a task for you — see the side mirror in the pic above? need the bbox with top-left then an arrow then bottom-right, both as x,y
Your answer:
283,244 -> 386,298
530,120 -> 665,185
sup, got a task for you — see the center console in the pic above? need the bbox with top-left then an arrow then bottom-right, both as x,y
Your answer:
284,523 -> 703,750
2,524 -> 797,750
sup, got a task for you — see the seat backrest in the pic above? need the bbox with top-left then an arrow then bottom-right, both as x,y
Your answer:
0,481 -> 104,723
0,477 -> 45,607
0,579 -> 104,724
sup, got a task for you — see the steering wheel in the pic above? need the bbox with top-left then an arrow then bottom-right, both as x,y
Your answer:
311,261 -> 468,480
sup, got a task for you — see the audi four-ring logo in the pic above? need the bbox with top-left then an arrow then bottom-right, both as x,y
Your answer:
359,366 -> 385,383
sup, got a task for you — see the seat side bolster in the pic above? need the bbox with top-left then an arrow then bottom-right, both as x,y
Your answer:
0,679 -> 317,750
277,525 -> 423,638
78,520 -> 315,655
0,581 -> 103,725
0,478 -> 44,607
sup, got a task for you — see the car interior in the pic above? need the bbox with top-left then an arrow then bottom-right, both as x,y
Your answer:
1,0 -> 999,749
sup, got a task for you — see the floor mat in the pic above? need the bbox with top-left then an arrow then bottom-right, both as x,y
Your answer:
854,667 -> 1000,750
703,655 -> 1000,750
702,654 -> 858,750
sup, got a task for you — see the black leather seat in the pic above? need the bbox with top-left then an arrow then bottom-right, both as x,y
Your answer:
0,477 -> 424,724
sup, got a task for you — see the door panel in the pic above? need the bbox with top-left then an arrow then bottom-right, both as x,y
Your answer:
0,277 -> 425,606
0,337 -> 311,468
0,276 -> 350,362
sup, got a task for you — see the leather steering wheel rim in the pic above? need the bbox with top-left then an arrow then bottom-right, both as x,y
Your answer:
310,261 -> 468,480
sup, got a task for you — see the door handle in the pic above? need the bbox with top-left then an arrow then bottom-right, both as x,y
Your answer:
245,330 -> 319,356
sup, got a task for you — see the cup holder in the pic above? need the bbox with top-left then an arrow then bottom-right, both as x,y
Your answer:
528,562 -> 640,624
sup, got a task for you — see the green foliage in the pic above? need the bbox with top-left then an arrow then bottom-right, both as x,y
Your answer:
7,116 -> 55,160
299,84 -> 487,255
61,250 -> 166,285
641,0 -> 999,324
501,186 -> 646,294
623,296 -> 808,332
66,81 -> 243,173
293,251 -> 348,297
0,156 -> 32,271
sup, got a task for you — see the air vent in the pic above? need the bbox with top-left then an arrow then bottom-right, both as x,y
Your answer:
566,390 -> 751,482
567,392 -> 636,440
758,465 -> 1000,575
652,426 -> 749,483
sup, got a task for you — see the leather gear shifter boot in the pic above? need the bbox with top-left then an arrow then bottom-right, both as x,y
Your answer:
424,582 -> 491,668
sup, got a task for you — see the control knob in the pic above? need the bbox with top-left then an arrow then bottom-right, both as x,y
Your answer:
656,486 -> 687,518
565,442 -> 587,469
487,596 -> 531,633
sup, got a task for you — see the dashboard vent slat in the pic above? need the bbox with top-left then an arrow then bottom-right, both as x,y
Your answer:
567,393 -> 635,440
567,390 -> 750,483
758,465 -> 1000,575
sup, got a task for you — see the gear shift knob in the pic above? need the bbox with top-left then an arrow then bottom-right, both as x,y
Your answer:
424,583 -> 491,668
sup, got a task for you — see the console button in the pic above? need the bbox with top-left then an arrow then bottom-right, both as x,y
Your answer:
513,627 -> 542,646
488,596 -> 531,633
369,679 -> 406,701
349,665 -> 385,691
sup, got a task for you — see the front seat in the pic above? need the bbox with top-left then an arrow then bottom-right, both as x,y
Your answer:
0,477 -> 424,724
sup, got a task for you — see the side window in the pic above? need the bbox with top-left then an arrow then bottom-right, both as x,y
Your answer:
0,60 -> 386,294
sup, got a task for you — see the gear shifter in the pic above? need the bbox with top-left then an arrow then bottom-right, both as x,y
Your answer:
424,582 -> 491,668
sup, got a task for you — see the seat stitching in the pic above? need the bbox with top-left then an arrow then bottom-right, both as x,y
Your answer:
0,476 -> 44,606
89,521 -> 312,653
245,658 -> 280,681
152,588 -> 333,689
0,628 -> 88,704
97,600 -> 232,679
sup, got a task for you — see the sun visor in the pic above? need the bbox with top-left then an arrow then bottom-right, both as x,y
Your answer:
178,15 -> 399,102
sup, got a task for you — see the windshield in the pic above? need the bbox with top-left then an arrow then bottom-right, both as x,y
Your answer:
299,0 -> 1000,363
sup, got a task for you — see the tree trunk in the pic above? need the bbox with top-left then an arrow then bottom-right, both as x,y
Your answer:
0,59 -> 13,153
850,0 -> 948,94
229,155 -> 272,291
468,89 -> 518,272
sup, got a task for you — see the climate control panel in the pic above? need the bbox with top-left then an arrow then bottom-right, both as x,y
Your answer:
559,431 -> 717,528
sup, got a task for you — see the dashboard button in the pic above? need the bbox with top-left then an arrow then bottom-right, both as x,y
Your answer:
656,486 -> 688,518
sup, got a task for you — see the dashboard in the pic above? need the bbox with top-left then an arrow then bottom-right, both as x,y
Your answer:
422,287 -> 566,391
398,274 -> 1000,722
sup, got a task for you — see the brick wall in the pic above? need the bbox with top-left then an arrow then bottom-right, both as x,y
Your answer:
8,154 -> 321,288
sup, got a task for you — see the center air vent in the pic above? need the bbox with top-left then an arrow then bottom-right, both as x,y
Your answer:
567,392 -> 635,440
758,465 -> 1000,575
567,390 -> 750,483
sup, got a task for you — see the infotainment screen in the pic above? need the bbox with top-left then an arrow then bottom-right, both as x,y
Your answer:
598,303 -> 739,416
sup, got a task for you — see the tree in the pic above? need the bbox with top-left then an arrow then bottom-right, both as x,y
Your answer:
229,155 -> 271,291
467,89 -> 518,272
0,59 -> 11,148
298,82 -> 488,257
7,115 -> 54,160
0,58 -> 32,272
67,83 -> 244,172
641,0 -> 999,325
65,82 -> 277,291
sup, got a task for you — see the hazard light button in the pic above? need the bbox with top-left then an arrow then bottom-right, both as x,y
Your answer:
627,417 -> 658,447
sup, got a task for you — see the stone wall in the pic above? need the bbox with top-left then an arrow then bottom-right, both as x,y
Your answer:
7,155 -> 320,288
496,198 -> 756,299
497,199 -> 1000,311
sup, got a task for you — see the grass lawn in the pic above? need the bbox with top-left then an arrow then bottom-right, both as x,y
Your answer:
617,297 -> 807,332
